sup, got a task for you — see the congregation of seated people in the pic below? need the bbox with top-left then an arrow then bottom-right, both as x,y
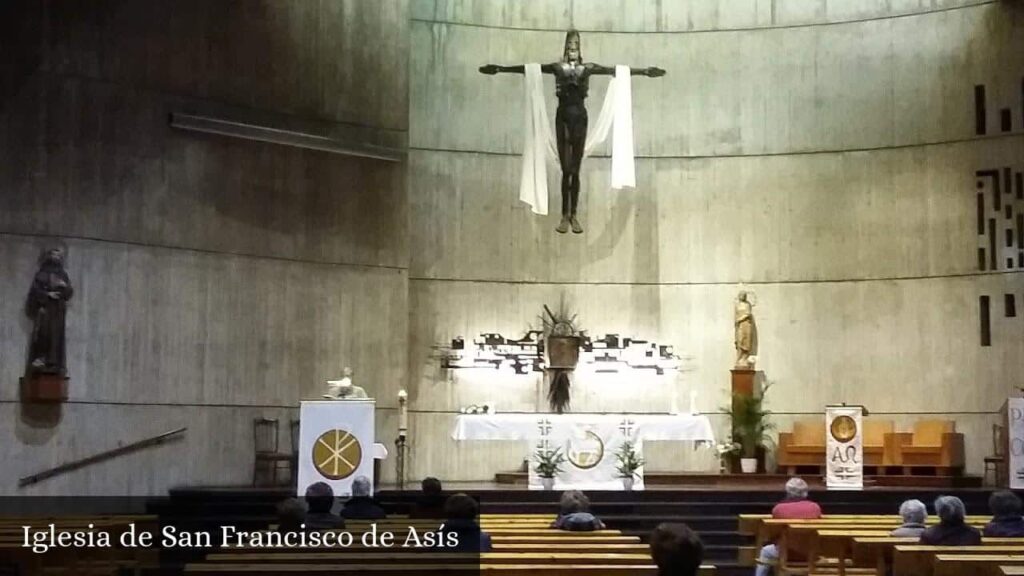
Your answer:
752,476 -> 1024,575
271,477 -> 710,574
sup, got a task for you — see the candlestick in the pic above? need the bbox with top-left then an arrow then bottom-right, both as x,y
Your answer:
397,390 -> 408,434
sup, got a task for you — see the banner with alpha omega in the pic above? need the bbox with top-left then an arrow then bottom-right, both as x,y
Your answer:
1005,398 -> 1024,489
298,399 -> 376,497
529,418 -> 645,490
825,405 -> 863,490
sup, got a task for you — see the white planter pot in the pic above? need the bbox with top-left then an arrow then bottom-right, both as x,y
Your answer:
621,477 -> 634,491
540,477 -> 555,491
740,458 -> 758,474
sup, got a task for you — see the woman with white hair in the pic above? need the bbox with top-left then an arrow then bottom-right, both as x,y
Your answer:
890,499 -> 928,537
340,475 -> 387,520
755,478 -> 822,576
919,495 -> 981,545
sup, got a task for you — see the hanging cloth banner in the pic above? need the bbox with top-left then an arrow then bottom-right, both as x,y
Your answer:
825,405 -> 864,490
1005,398 -> 1024,489
519,64 -> 636,215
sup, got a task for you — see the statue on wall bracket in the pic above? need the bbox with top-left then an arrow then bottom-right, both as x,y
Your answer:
22,245 -> 73,402
480,30 -> 665,235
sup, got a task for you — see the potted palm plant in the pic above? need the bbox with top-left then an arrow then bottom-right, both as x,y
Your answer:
533,447 -> 566,490
614,441 -> 644,491
723,383 -> 774,473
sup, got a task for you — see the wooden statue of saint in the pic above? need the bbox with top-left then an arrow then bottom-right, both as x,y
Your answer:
734,291 -> 757,369
480,30 -> 665,234
26,246 -> 73,379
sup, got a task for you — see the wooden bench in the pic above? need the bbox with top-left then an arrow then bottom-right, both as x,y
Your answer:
933,554 -> 1024,576
203,552 -> 653,565
894,545 -> 1024,576
183,564 -> 716,575
1,516 -> 158,576
764,524 -> 983,576
219,543 -> 650,555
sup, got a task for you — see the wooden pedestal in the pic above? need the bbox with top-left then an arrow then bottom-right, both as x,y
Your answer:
21,374 -> 69,402
729,369 -> 764,473
731,369 -> 756,397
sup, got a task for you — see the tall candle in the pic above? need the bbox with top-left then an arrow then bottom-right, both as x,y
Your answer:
397,390 -> 409,433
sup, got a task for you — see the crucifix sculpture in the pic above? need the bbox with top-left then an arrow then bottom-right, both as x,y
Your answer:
480,30 -> 665,234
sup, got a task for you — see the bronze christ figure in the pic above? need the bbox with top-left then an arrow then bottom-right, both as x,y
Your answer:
480,30 -> 665,234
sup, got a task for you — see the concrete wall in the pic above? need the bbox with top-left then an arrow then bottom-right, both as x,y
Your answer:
0,0 -> 410,495
406,0 -> 1024,480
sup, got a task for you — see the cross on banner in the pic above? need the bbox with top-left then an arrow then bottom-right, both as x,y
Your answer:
537,418 -> 552,436
618,418 -> 636,438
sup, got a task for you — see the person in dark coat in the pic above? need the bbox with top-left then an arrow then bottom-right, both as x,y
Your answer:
440,493 -> 492,552
340,476 -> 387,520
919,495 -> 981,545
550,490 -> 606,531
276,498 -> 307,532
304,481 -> 345,530
409,477 -> 446,519
984,490 -> 1024,537
649,523 -> 704,576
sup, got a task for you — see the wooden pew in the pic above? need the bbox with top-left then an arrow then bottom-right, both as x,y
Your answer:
852,538 -> 1024,576
184,564 -> 717,575
220,543 -> 650,555
740,514 -> 992,541
203,552 -> 652,565
894,546 -> 1024,576
1,516 -> 158,576
225,535 -> 643,550
933,554 -> 1024,576
760,521 -> 987,575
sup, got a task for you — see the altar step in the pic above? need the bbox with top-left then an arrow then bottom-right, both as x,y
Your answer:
494,470 -> 983,489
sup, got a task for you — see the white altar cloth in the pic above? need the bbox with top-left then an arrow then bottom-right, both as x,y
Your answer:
453,413 -> 715,442
452,413 -> 715,490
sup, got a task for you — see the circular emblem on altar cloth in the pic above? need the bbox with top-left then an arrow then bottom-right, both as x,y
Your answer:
830,416 -> 858,443
565,430 -> 605,470
311,429 -> 363,480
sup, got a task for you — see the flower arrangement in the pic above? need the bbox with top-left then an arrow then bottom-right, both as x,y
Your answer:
533,447 -> 567,479
614,441 -> 645,479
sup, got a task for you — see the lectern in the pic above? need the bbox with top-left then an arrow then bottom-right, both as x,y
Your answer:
297,399 -> 375,497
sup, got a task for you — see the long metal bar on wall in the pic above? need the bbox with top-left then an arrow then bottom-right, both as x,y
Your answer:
170,113 -> 405,162
18,427 -> 188,487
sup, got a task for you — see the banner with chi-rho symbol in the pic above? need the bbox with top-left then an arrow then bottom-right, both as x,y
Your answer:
825,405 -> 863,490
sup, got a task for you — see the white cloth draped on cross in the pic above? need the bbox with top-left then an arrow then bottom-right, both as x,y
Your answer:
519,63 -> 636,215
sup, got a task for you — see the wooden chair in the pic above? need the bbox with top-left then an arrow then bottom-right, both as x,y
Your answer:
253,417 -> 292,487
864,419 -> 894,470
885,419 -> 965,475
777,419 -> 826,475
986,424 -> 1008,486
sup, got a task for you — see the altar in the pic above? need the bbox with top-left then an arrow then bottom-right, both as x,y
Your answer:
452,413 -> 715,490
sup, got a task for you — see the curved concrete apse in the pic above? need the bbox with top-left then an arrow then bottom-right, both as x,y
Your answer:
1,0 -> 1022,494
406,0 -> 1024,481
